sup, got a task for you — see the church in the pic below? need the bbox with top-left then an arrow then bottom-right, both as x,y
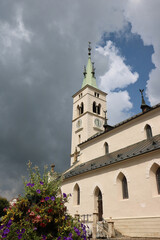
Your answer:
61,43 -> 160,238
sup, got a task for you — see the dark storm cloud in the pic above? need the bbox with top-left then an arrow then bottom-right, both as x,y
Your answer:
0,0 -> 127,199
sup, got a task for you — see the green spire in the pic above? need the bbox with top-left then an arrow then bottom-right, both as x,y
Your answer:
81,42 -> 98,89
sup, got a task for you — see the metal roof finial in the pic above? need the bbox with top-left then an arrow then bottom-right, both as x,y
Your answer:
88,41 -> 91,56
139,89 -> 151,113
139,89 -> 145,105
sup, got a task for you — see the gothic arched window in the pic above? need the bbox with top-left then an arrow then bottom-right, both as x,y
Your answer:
94,187 -> 103,221
98,104 -> 101,115
93,102 -> 96,113
122,176 -> 129,199
156,167 -> 160,194
73,184 -> 80,205
77,105 -> 80,116
145,124 -> 152,139
104,142 -> 109,154
81,102 -> 84,114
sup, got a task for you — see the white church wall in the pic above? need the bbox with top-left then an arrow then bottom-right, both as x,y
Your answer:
79,108 -> 160,163
71,85 -> 107,165
62,151 -> 160,221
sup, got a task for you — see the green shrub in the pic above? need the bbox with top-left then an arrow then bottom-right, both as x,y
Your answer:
0,196 -> 9,217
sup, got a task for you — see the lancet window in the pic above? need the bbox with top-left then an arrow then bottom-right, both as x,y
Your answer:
156,167 -> 160,194
104,142 -> 109,154
145,124 -> 152,139
122,176 -> 129,199
73,184 -> 80,205
77,103 -> 84,116
93,102 -> 101,115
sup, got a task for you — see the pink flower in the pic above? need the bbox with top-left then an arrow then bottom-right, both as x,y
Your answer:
29,211 -> 35,217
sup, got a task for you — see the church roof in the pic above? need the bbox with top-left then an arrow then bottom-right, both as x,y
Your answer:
64,133 -> 160,179
79,102 -> 160,146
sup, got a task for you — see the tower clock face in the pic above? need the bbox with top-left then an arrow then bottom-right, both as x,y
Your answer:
94,118 -> 102,128
76,119 -> 82,128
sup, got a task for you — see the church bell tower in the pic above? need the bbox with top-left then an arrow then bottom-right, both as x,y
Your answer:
71,43 -> 107,165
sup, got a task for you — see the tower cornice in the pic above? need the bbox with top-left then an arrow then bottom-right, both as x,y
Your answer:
72,111 -> 105,123
72,84 -> 107,98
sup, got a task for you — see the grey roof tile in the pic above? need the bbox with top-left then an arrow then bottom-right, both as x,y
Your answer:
64,134 -> 160,179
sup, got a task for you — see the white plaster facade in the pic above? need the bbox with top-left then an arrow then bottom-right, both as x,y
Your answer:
71,85 -> 107,165
62,52 -> 160,238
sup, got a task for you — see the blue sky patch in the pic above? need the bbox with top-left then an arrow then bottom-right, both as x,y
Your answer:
98,23 -> 155,114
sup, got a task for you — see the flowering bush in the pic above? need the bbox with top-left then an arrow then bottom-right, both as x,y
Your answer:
0,162 -> 88,240
0,197 -> 9,218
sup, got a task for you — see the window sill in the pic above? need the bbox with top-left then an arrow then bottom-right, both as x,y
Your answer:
75,127 -> 83,133
152,194 -> 160,198
120,198 -> 129,201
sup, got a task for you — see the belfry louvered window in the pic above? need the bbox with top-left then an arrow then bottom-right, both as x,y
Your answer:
93,102 -> 96,113
98,104 -> 101,115
122,176 -> 129,199
156,167 -> 160,194
80,103 -> 84,114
